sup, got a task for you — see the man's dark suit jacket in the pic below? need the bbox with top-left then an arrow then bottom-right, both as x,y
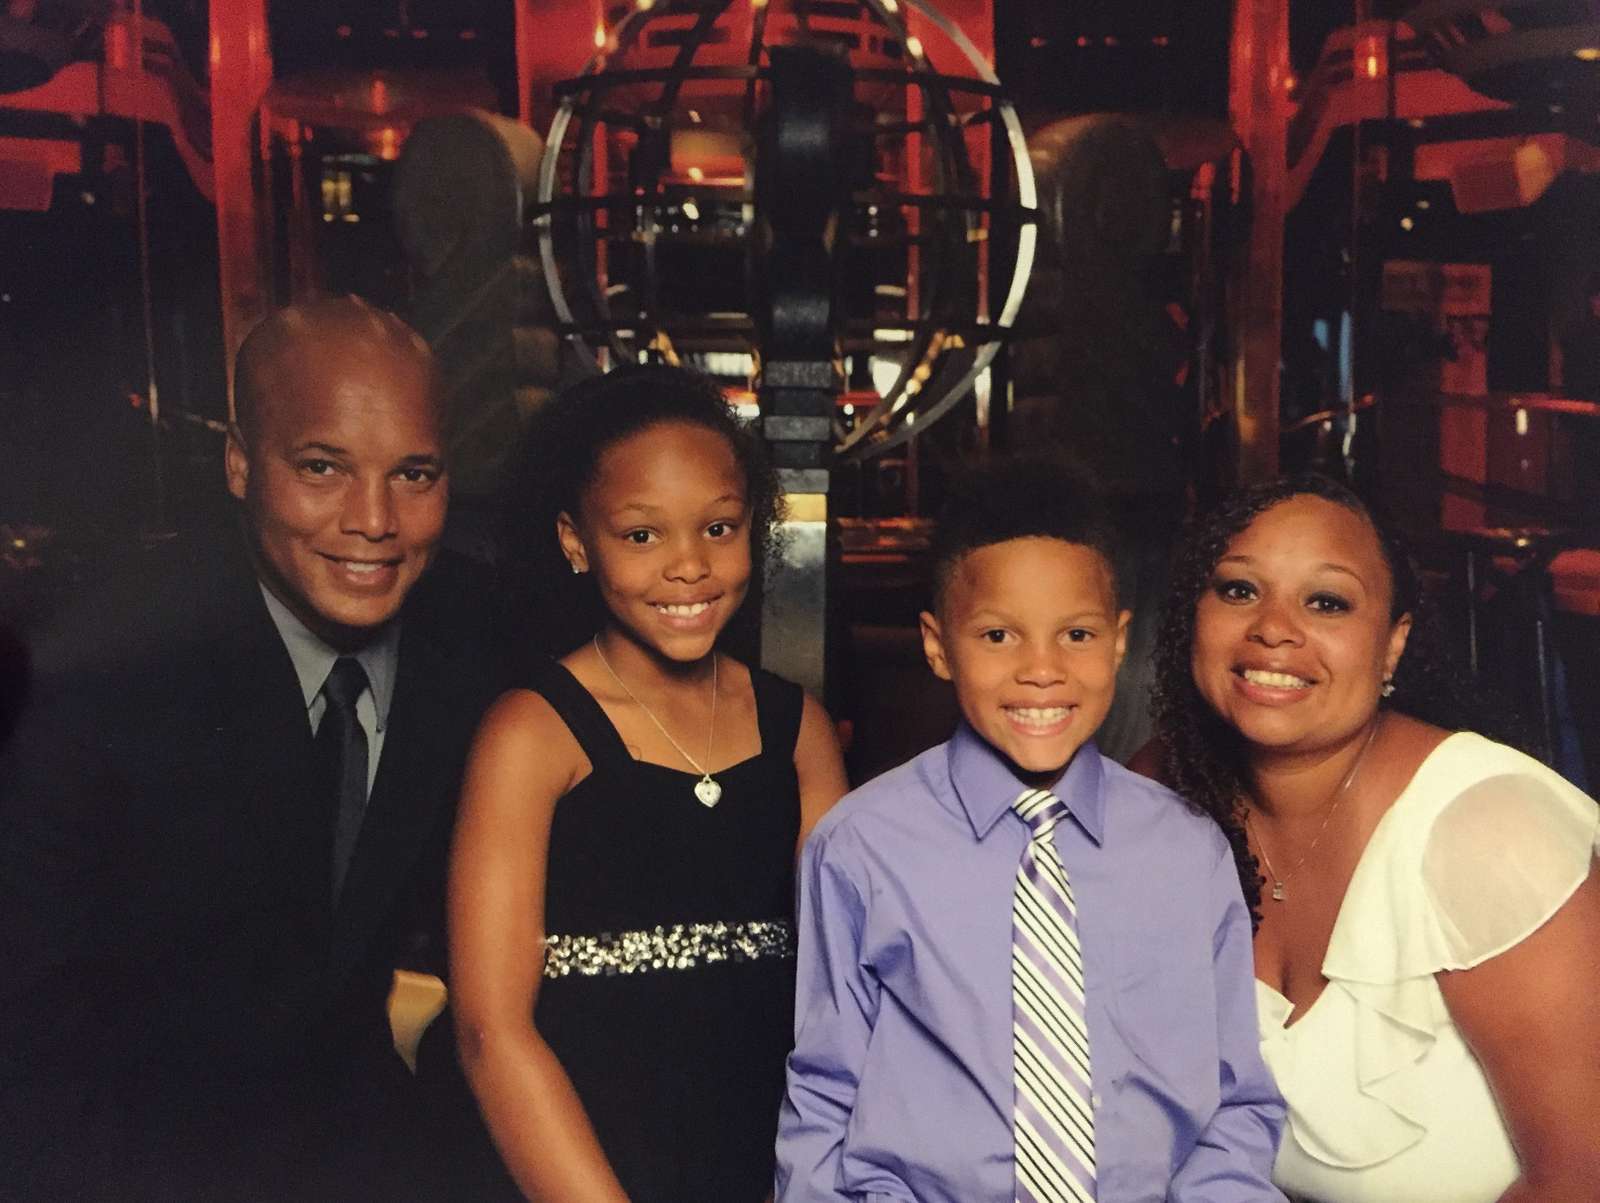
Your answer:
0,528 -> 507,1200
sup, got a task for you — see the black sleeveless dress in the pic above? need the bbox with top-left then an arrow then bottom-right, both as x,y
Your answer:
530,659 -> 802,1201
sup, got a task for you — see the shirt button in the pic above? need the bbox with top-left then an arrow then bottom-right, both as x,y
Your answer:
1090,1091 -> 1102,1108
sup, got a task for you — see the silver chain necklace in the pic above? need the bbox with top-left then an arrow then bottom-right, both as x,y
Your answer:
1246,715 -> 1382,903
592,636 -> 722,808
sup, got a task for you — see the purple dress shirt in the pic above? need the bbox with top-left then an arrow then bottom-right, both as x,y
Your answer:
776,724 -> 1285,1203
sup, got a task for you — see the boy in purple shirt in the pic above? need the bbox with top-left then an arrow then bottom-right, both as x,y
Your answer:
776,463 -> 1285,1202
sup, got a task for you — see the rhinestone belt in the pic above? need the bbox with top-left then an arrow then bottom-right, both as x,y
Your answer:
542,918 -> 796,979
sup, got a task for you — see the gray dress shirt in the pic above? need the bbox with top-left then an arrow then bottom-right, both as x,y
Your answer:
259,585 -> 400,799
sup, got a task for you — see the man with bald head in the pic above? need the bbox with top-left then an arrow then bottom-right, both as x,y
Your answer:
1,298 -> 502,1199
229,297 -> 448,646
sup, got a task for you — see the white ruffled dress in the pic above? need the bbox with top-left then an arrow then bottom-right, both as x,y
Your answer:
1257,732 -> 1600,1203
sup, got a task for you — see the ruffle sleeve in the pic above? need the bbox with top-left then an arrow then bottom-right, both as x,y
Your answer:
1422,771 -> 1598,966
1267,733 -> 1599,1171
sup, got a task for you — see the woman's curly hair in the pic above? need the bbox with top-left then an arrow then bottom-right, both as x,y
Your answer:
1150,473 -> 1532,922
504,364 -> 782,656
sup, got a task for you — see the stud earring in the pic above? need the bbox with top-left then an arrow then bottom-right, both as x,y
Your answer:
1381,677 -> 1395,698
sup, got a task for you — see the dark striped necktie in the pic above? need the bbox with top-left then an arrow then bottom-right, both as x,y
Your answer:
1011,787 -> 1096,1202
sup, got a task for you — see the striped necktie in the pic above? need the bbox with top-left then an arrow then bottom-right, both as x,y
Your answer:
1011,787 -> 1095,1202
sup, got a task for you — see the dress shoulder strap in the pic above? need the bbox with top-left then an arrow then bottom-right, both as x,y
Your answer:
750,665 -> 805,761
526,659 -> 632,771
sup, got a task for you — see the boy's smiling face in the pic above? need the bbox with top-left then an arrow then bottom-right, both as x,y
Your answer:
920,537 -> 1129,787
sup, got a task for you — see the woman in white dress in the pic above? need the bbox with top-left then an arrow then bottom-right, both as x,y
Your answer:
1138,474 -> 1600,1202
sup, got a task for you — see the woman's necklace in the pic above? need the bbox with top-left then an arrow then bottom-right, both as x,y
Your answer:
592,636 -> 722,808
1246,715 -> 1382,903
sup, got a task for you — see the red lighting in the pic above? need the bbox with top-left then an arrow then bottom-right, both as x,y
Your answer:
1076,35 -> 1089,48
1357,34 -> 1387,81
335,24 -> 352,38
105,21 -> 129,69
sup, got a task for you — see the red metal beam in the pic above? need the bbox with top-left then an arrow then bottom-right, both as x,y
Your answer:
210,0 -> 273,419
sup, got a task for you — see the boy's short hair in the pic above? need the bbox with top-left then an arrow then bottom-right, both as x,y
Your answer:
929,459 -> 1121,610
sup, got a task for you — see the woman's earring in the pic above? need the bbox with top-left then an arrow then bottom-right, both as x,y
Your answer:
569,561 -> 582,575
1381,677 -> 1396,698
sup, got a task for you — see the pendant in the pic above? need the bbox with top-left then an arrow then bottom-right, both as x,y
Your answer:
1271,880 -> 1287,902
694,775 -> 722,808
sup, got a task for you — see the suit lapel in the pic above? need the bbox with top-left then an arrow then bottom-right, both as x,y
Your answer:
206,565 -> 333,939
327,612 -> 464,985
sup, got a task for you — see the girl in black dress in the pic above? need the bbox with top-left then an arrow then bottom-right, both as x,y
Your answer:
449,366 -> 848,1201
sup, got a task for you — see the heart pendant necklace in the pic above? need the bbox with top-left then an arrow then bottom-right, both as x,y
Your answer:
593,637 -> 722,807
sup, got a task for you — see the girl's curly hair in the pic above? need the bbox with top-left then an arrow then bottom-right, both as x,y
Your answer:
1150,473 -> 1531,922
504,364 -> 782,655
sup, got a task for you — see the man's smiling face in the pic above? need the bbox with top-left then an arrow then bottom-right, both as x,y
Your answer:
226,331 -> 446,647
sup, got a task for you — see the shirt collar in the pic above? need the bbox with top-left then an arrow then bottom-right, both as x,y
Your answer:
946,720 -> 1106,846
258,585 -> 401,732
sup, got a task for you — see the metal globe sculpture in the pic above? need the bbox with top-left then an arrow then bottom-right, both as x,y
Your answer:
533,0 -> 1035,462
